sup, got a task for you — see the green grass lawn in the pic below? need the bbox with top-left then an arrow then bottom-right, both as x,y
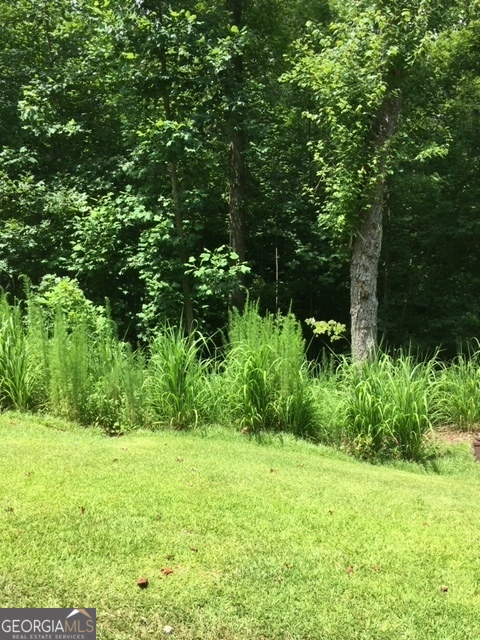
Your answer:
0,413 -> 479,639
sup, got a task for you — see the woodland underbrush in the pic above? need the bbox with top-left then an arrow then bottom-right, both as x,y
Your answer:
0,291 -> 478,463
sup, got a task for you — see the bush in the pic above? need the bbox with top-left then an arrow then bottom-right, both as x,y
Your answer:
31,275 -> 108,334
220,303 -> 318,438
340,352 -> 440,461
437,349 -> 480,431
145,325 -> 209,430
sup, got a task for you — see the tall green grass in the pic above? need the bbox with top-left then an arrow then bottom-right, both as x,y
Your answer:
87,335 -> 147,434
0,297 -> 31,411
145,326 -> 209,430
438,349 -> 480,430
48,313 -> 92,422
0,291 -> 477,462
220,304 -> 318,438
340,353 -> 440,461
50,318 -> 147,434
25,300 -> 50,409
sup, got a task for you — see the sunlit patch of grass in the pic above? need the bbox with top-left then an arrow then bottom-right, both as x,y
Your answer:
0,413 -> 479,640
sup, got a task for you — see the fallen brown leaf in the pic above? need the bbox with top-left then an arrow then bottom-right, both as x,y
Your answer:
161,567 -> 174,576
346,566 -> 354,575
440,585 -> 448,593
136,577 -> 148,589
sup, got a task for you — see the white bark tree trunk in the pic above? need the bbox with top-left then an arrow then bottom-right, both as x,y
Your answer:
350,192 -> 383,361
350,92 -> 402,361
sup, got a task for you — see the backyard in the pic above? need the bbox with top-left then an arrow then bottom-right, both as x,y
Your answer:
0,413 -> 479,639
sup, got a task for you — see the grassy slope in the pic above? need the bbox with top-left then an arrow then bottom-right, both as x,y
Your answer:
0,414 -> 479,640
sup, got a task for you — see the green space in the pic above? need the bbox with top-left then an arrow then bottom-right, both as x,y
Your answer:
2,294 -> 480,462
1,0 -> 480,356
1,413 -> 479,640
2,2 -> 480,636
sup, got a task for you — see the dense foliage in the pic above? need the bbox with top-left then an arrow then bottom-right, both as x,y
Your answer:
1,0 -> 479,352
1,291 -> 478,462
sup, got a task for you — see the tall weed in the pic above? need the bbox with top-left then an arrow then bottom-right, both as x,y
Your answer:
146,325 -> 208,430
309,376 -> 345,445
221,304 -> 317,438
438,349 -> 480,430
340,352 -> 439,461
24,301 -> 50,408
48,313 -> 93,422
0,297 -> 31,410
87,330 -> 147,434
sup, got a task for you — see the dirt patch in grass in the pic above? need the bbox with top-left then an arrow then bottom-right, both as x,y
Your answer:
433,427 -> 480,446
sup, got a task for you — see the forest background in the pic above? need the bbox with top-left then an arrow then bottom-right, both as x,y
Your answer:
1,0 -> 480,356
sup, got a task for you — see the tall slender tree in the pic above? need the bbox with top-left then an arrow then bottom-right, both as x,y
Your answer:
225,0 -> 246,310
286,0 -> 459,360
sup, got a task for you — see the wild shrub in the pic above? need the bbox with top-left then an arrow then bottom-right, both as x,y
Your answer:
340,352 -> 439,461
31,275 -> 108,334
221,303 -> 317,438
48,313 -> 93,422
145,325 -> 209,430
87,339 -> 147,435
438,349 -> 480,430
24,301 -> 50,409
26,281 -> 140,433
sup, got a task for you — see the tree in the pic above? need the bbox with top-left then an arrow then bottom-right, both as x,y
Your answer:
225,0 -> 247,310
286,0 -> 459,360
379,2 -> 480,351
0,0 -> 123,295
4,0 -> 478,352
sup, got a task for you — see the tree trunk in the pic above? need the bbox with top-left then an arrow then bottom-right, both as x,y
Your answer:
228,127 -> 246,307
350,183 -> 384,362
159,24 -> 195,334
350,92 -> 402,361
227,0 -> 246,311
170,160 -> 195,334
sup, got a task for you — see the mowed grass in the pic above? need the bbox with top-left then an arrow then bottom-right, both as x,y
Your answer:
0,414 -> 479,639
